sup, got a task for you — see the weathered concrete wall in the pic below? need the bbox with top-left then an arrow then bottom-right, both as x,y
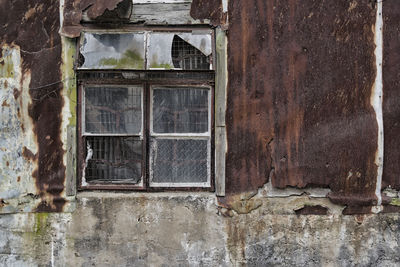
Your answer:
0,194 -> 399,266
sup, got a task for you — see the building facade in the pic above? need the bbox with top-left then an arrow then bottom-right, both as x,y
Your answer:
0,0 -> 399,265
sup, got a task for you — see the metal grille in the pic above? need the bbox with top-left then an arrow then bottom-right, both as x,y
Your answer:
152,88 -> 209,133
150,139 -> 209,184
171,35 -> 210,70
85,86 -> 142,134
85,136 -> 142,183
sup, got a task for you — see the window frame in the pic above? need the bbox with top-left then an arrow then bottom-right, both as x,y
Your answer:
76,26 -> 216,191
149,85 -> 212,188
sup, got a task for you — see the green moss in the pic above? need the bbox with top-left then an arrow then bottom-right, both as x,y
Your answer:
0,56 -> 14,78
100,49 -> 144,69
34,213 -> 49,235
149,62 -> 173,69
390,198 -> 400,206
61,37 -> 77,126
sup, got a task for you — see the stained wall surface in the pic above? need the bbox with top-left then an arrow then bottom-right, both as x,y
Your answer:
0,0 -> 400,266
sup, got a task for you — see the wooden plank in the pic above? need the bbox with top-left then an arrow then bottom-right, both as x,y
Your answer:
66,125 -> 77,196
81,2 -> 210,25
214,27 -> 227,196
215,126 -> 226,196
215,27 -> 227,127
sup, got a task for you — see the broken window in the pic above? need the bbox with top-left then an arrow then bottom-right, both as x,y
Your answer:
79,33 -> 145,69
77,29 -> 214,190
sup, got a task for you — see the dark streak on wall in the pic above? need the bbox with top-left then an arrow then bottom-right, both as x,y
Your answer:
0,1 -> 66,211
382,0 -> 400,190
225,0 -> 378,206
294,205 -> 328,215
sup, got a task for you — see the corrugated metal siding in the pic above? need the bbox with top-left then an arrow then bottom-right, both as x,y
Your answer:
382,0 -> 400,190
225,0 -> 379,205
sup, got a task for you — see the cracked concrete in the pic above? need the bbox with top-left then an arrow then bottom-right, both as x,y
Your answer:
0,193 -> 399,266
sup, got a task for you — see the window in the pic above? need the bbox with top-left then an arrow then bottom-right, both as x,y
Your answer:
77,28 -> 214,190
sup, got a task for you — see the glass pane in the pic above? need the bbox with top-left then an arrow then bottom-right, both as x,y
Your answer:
152,87 -> 209,133
150,138 -> 209,184
85,137 -> 142,183
147,32 -> 212,70
85,86 -> 142,134
79,33 -> 145,69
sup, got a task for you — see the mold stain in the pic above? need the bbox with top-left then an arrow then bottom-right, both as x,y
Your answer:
0,46 -> 15,78
390,198 -> 400,206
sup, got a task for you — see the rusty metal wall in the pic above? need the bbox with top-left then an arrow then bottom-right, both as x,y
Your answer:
0,0 -> 66,211
190,0 -> 226,26
224,0 -> 380,206
383,0 -> 400,190
61,0 -> 126,37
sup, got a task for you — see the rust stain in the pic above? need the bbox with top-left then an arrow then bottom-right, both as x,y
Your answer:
17,176 -> 21,182
190,0 -> 227,26
224,0 -> 378,207
1,100 -> 9,107
22,146 -> 37,161
294,205 -> 328,215
13,88 -> 20,100
61,0 -> 126,37
6,161 -> 9,167
1,0 -> 67,212
382,0 -> 400,189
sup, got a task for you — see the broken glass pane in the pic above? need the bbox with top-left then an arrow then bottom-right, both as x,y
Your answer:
79,32 -> 145,69
147,32 -> 212,70
152,87 -> 209,133
150,138 -> 209,184
85,137 -> 142,183
85,86 -> 142,134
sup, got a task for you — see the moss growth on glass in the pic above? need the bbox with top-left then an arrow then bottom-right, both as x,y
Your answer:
99,49 -> 144,69
149,62 -> 174,69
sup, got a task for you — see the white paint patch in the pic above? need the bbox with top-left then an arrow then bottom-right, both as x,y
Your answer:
372,1 -> 384,207
372,205 -> 383,214
222,0 -> 228,13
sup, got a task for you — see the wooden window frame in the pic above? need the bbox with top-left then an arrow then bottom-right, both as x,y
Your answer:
76,27 -> 216,192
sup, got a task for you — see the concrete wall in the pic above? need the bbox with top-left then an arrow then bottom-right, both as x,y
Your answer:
1,193 -> 399,266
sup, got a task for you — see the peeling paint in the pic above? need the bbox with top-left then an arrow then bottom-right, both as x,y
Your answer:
61,0 -> 127,38
0,0 -> 68,212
